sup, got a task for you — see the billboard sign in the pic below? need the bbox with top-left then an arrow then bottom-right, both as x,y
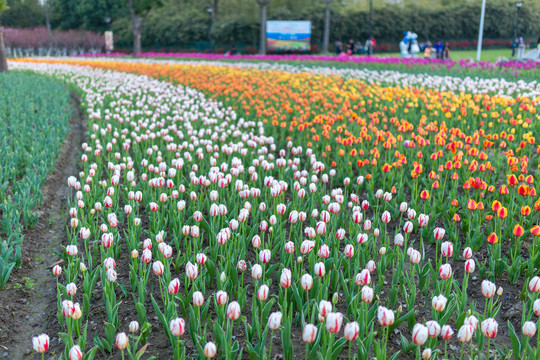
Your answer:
105,31 -> 114,51
266,21 -> 311,51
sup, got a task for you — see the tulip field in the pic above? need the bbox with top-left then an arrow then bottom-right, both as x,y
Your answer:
5,57 -> 540,360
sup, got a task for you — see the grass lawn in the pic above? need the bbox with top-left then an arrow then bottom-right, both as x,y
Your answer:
379,48 -> 513,62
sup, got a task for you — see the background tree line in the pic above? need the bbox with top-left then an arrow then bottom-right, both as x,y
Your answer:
1,0 -> 540,53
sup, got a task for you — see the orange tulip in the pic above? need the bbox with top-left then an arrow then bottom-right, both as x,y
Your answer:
507,174 -> 518,187
420,190 -> 430,200
531,225 -> 540,237
487,233 -> 498,244
513,224 -> 525,237
496,207 -> 508,219
466,199 -> 477,210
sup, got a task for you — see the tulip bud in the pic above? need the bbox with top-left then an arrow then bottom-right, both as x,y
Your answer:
204,342 -> 217,358
268,311 -> 282,330
129,321 -> 140,333
226,301 -> 241,320
53,265 -> 62,276
116,332 -> 128,350
523,321 -> 537,337
422,349 -> 432,360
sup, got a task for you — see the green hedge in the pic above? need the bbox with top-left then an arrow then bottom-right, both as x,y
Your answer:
0,72 -> 71,288
108,0 -> 540,52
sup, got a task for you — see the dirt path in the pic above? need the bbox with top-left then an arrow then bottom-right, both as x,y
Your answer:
0,93 -> 85,360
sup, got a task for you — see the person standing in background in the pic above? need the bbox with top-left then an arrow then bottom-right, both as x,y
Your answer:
347,39 -> 354,55
335,40 -> 342,55
537,36 -> 540,59
424,40 -> 432,59
442,42 -> 450,60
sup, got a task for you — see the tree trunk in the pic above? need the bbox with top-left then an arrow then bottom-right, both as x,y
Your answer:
45,0 -> 52,47
132,16 -> 143,54
213,0 -> 218,24
0,28 -> 8,73
323,0 -> 331,53
259,3 -> 266,55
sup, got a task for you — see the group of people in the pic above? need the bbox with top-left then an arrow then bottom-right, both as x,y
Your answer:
335,37 -> 376,56
421,41 -> 450,60
399,31 -> 450,60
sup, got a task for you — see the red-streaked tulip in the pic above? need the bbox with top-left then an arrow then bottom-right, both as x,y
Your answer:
481,318 -> 498,338
325,312 -> 343,333
441,241 -> 453,257
257,285 -> 269,301
32,334 -> 49,353
465,259 -> 475,273
463,247 -> 473,259
280,268 -> 292,288
303,324 -> 318,343
432,295 -> 447,312
441,325 -> 454,340
116,332 -> 128,350
170,318 -> 185,336
523,321 -> 536,337
344,321 -> 359,341
412,323 -> 428,346
251,264 -> 262,280
129,321 -> 139,333
314,262 -> 326,277
377,306 -> 395,326
529,276 -> 540,293
142,249 -> 152,263
409,249 -> 421,264
366,260 -> 376,273
533,299 -> 540,316
301,274 -> 313,291
464,315 -> 478,331
204,342 -> 217,358
66,245 -> 78,256
106,268 -> 117,282
216,291 -> 228,306
426,320 -> 441,338
66,283 -> 77,297
433,227 -> 445,240
53,265 -> 62,276
226,301 -> 241,320
361,286 -> 373,303
439,263 -> 452,279
457,325 -> 474,343
69,345 -> 82,360
481,280 -> 496,298
268,311 -> 282,330
62,300 -> 75,317
186,262 -> 198,280
168,278 -> 180,295
196,253 -> 207,265
259,249 -> 271,263
152,261 -> 164,276
193,291 -> 204,307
